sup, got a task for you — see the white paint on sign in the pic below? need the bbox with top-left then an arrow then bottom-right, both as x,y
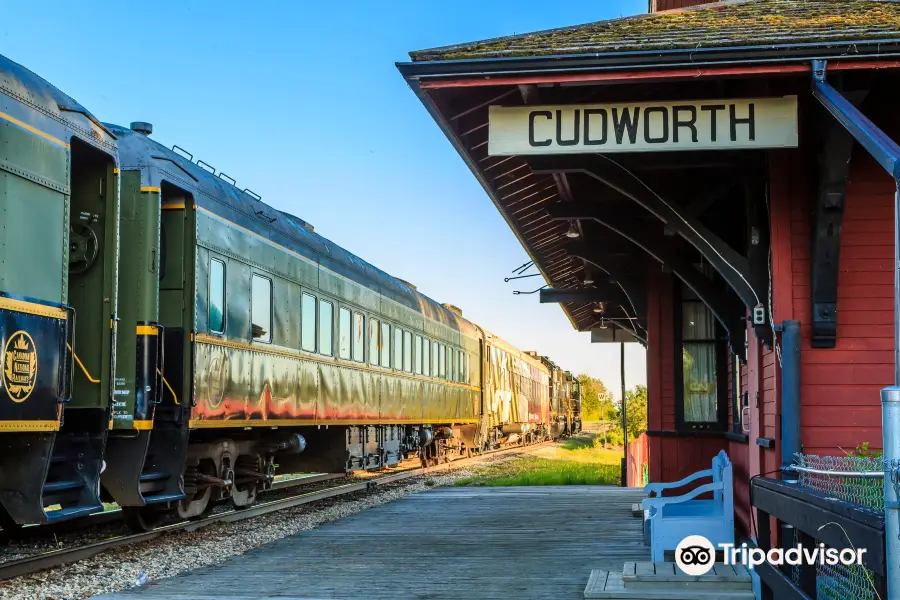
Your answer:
487,96 -> 798,156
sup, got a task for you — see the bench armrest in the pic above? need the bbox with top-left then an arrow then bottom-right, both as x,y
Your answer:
642,482 -> 723,511
644,468 -> 713,496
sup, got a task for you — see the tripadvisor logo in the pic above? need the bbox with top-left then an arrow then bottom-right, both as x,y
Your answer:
675,535 -> 867,576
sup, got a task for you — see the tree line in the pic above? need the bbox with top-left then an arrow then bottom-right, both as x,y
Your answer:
577,373 -> 647,443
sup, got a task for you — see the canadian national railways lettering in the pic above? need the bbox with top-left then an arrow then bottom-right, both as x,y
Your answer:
487,96 -> 798,156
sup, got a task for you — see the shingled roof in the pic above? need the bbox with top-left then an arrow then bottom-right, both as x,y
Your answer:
409,0 -> 900,61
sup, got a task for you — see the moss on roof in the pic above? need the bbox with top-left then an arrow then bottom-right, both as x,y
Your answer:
409,0 -> 900,61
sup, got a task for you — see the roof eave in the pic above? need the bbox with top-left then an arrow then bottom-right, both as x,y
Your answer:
398,37 -> 900,80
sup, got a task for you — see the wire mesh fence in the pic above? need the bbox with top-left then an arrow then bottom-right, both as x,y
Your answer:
791,453 -> 884,600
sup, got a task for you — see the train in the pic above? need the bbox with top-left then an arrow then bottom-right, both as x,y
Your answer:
0,53 -> 581,533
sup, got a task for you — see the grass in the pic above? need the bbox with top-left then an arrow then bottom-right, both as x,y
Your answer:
453,431 -> 623,487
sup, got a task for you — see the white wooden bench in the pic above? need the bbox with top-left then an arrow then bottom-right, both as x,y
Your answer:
640,450 -> 734,562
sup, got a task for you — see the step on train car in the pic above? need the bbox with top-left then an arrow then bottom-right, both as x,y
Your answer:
0,53 -> 580,533
0,55 -> 120,529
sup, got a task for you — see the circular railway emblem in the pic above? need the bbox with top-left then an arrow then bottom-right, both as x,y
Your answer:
207,354 -> 229,408
3,331 -> 38,402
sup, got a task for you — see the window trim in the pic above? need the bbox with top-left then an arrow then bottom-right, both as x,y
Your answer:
208,257 -> 226,335
250,273 -> 273,344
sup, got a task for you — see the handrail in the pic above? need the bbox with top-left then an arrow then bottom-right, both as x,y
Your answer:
157,369 -> 179,405
66,343 -> 100,384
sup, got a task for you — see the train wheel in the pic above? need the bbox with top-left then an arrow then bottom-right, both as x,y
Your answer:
123,506 -> 163,533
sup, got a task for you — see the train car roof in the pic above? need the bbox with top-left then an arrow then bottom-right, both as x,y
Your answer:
0,54 -> 116,146
107,123 -> 480,338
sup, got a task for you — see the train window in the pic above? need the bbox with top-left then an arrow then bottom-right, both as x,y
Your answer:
319,299 -> 333,356
452,349 -> 459,381
403,331 -> 412,372
439,345 -> 446,378
369,318 -> 380,365
251,274 -> 272,343
301,293 -> 316,352
433,341 -> 439,377
414,336 -> 423,375
209,258 -> 225,334
457,351 -> 463,382
338,308 -> 351,359
353,312 -> 365,362
394,327 -> 403,369
466,354 -> 471,384
381,322 -> 391,368
422,339 -> 430,376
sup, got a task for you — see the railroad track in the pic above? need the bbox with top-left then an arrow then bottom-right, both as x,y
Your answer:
0,442 -> 548,581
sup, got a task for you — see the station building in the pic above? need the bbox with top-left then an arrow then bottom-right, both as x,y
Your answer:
398,0 -> 900,543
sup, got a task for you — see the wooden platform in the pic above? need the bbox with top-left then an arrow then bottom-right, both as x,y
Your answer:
97,486 -> 648,600
584,562 -> 753,599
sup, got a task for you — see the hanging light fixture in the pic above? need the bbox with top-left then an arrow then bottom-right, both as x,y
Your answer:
564,221 -> 580,239
598,317 -> 608,329
583,264 -> 594,285
592,303 -> 604,313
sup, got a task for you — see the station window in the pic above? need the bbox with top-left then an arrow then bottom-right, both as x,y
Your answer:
381,322 -> 391,368
353,312 -> 365,363
319,299 -> 333,356
251,274 -> 272,343
209,258 -> 225,334
422,339 -> 430,377
394,328 -> 403,369
414,336 -> 423,375
439,345 -> 446,378
338,308 -> 351,360
301,293 -> 316,352
369,318 -> 380,366
432,341 -> 439,377
404,331 -> 412,372
678,285 -> 725,430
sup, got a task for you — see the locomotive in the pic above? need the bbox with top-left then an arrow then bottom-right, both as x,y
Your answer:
0,54 -> 581,533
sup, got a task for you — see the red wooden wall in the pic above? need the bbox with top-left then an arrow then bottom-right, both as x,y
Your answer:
650,0 -> 720,12
769,108 -> 894,456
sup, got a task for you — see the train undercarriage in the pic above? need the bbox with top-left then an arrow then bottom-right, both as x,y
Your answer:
116,420 -> 551,533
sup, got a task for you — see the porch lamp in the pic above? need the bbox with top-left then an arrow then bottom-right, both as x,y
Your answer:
583,264 -> 595,285
564,221 -> 580,239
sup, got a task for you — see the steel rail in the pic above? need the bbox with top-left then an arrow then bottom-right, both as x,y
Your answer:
0,442 -> 548,581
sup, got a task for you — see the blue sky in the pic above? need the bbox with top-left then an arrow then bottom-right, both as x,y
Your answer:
3,0 -> 647,397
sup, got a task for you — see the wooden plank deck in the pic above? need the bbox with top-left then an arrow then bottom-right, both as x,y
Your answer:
98,486 -> 649,600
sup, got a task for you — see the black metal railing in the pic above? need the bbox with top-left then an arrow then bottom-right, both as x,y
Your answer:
751,477 -> 886,600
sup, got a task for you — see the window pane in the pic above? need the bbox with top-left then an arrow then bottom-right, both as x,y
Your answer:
369,318 -> 380,365
404,331 -> 412,372
319,300 -> 333,356
423,339 -> 430,376
415,336 -> 423,375
466,354 -> 471,383
353,313 -> 365,362
251,275 -> 271,342
301,293 -> 316,352
381,323 -> 391,368
439,345 -> 446,378
209,259 -> 225,334
432,341 -> 439,376
338,308 -> 351,359
683,342 -> 717,423
682,301 -> 716,341
394,328 -> 403,369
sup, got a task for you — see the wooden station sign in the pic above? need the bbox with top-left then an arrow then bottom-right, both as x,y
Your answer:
488,96 -> 798,156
